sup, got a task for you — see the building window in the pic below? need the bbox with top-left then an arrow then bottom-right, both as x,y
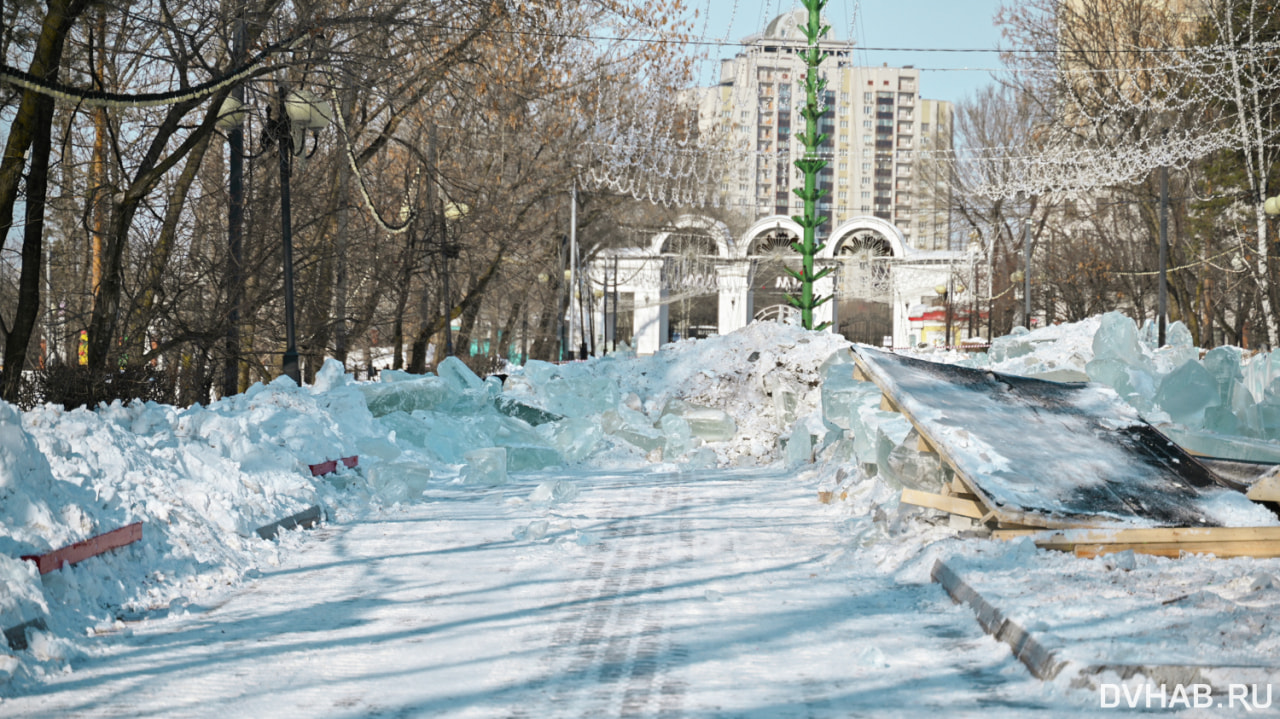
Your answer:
838,190 -> 848,199
861,191 -> 871,199
861,162 -> 871,172
863,92 -> 872,103
863,119 -> 872,129
838,162 -> 848,171
921,122 -> 930,132
863,106 -> 872,115
862,134 -> 872,145
840,134 -> 848,144
861,177 -> 870,185
840,119 -> 849,128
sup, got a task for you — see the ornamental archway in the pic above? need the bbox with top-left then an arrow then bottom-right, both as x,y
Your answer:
827,218 -> 906,346
744,221 -> 803,325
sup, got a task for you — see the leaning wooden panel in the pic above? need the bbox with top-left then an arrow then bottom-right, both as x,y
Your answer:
851,346 -> 1250,529
900,488 -> 987,519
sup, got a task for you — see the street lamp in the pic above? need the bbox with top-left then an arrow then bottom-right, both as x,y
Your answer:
441,201 -> 468,357
270,85 -> 332,384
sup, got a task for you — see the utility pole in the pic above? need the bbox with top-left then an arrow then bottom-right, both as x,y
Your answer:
223,12 -> 245,397
791,0 -> 833,331
1023,215 -> 1032,329
276,85 -> 300,385
1158,164 -> 1169,347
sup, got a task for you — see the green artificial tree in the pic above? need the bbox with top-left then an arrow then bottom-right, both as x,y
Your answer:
789,0 -> 833,331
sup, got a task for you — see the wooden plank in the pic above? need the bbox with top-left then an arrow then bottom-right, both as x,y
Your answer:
1070,540 -> 1280,560
1246,473 -> 1280,502
916,433 -> 936,454
1036,525 -> 1280,549
853,365 -> 871,382
20,523 -> 143,575
901,488 -> 986,519
879,393 -> 898,412
3,618 -> 46,651
255,505 -> 324,541
991,528 -> 1053,540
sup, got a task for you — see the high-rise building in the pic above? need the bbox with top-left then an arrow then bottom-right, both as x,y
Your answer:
696,9 -> 954,250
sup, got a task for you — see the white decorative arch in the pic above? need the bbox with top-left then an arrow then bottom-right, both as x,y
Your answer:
648,214 -> 734,257
738,215 -> 803,259
821,216 -> 910,259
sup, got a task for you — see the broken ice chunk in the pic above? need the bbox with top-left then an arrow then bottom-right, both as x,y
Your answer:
529,479 -> 579,504
599,409 -> 665,453
537,417 -> 603,463
462,447 -> 508,485
540,375 -> 620,418
659,413 -> 698,457
684,447 -> 718,469
660,399 -> 737,442
366,461 -> 432,503
1156,359 -> 1220,428
358,375 -> 470,417
437,355 -> 485,392
1085,358 -> 1157,414
1092,311 -> 1151,370
783,426 -> 813,465
821,370 -> 879,431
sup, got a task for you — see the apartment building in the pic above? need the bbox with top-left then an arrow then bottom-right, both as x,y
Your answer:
697,9 -> 954,250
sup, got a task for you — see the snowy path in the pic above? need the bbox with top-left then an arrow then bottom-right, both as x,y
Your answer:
4,468 -> 1086,718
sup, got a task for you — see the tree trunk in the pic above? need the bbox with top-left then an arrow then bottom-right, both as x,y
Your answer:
0,0 -> 90,402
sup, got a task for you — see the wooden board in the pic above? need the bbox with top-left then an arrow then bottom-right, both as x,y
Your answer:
990,525 -> 1280,559
3,618 -> 46,651
1246,472 -> 1280,502
255,505 -> 325,540
20,523 -> 143,575
309,455 -> 359,477
901,488 -> 987,519
852,346 -> 1234,530
1071,541 -> 1280,559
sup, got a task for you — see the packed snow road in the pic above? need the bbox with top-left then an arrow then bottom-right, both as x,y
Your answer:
4,467 -> 1086,718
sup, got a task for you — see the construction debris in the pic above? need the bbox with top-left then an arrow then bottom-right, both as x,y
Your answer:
845,346 -> 1280,555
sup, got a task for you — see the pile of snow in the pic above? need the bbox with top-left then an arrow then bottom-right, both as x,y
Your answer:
7,311 -> 1280,694
0,323 -> 849,689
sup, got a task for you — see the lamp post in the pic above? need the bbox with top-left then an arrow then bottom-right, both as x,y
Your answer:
220,16 -> 246,398
442,201 -> 468,357
269,85 -> 332,384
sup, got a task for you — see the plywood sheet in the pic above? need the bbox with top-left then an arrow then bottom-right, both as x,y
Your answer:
852,346 -> 1249,528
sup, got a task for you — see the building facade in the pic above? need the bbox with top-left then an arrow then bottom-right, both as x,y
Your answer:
697,9 -> 954,251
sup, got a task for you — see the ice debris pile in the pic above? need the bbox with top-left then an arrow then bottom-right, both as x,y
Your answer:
0,323 -> 849,688
968,312 -> 1280,463
815,312 -> 1280,501
0,359 -> 380,686
357,322 -> 852,494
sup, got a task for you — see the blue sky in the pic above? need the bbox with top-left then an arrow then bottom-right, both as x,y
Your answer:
686,0 -> 1008,106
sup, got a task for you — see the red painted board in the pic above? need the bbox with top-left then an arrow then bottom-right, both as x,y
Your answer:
20,522 -> 143,575
341,455 -> 358,469
309,459 -> 338,476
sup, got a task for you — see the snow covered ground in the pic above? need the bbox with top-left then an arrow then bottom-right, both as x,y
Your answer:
3,316 -> 1280,716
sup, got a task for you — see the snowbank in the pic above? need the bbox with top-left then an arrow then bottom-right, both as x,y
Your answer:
0,324 -> 849,689
6,311 -> 1280,694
